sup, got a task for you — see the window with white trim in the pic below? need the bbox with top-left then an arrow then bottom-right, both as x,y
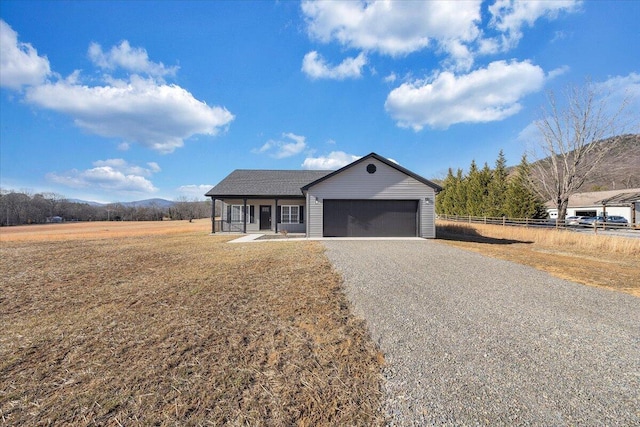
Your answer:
230,205 -> 244,222
280,205 -> 299,224
229,205 -> 255,223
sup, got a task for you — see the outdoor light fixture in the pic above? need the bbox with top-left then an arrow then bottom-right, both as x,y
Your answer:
315,196 -> 319,204
425,197 -> 432,204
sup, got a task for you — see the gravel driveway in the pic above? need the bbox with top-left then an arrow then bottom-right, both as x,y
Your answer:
322,240 -> 640,426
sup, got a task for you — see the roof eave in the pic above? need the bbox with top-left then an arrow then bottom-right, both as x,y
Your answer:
301,152 -> 443,192
205,194 -> 305,199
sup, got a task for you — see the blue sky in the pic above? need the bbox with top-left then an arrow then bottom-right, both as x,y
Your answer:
1,0 -> 638,203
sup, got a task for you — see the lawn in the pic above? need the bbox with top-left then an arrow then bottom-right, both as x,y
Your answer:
436,220 -> 640,297
0,220 -> 384,425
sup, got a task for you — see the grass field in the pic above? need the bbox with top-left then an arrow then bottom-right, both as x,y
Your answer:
436,220 -> 640,297
0,220 -> 384,425
2,219 -> 637,425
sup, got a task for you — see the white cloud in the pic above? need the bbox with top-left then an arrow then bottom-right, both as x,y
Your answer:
385,60 -> 545,130
487,0 -> 581,52
547,65 -> 570,80
301,1 -> 580,71
26,75 -> 234,153
301,0 -> 481,58
252,132 -> 307,159
516,120 -> 542,147
47,159 -> 160,194
594,73 -> 640,106
177,184 -> 213,200
0,20 -> 51,89
302,51 -> 367,80
384,73 -> 397,83
1,27 -> 233,153
302,151 -> 361,170
92,159 -> 161,177
88,41 -> 178,77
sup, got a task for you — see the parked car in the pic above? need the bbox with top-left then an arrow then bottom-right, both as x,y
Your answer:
579,216 -> 605,225
606,216 -> 628,225
565,216 -> 583,226
580,215 -> 628,227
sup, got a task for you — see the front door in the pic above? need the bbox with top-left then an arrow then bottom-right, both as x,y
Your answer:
260,205 -> 272,230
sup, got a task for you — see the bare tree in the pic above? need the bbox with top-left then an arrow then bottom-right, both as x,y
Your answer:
529,81 -> 631,220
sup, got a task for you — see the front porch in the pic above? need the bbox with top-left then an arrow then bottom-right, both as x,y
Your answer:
209,197 -> 306,235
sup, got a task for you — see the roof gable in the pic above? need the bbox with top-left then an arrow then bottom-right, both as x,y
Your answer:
301,152 -> 442,192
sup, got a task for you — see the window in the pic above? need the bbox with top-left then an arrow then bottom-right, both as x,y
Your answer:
230,205 -> 244,222
281,205 -> 299,224
230,205 -> 255,223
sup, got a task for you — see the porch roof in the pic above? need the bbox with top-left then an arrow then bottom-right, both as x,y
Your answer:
205,169 -> 333,198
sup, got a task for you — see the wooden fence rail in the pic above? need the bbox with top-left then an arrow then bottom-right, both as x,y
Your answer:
436,214 -> 632,231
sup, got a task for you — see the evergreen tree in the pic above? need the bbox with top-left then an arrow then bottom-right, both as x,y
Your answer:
486,150 -> 508,217
479,162 -> 493,215
505,154 -> 547,218
453,168 -> 467,215
436,168 -> 457,215
466,160 -> 491,216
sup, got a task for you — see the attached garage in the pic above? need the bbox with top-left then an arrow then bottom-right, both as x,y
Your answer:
323,199 -> 418,237
303,153 -> 442,239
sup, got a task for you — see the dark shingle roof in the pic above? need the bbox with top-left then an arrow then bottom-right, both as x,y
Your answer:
205,170 -> 333,198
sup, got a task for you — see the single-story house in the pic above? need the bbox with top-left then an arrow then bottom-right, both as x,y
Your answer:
546,188 -> 640,225
205,152 -> 442,238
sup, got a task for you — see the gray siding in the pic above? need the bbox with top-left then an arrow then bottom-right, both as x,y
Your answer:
306,159 -> 436,238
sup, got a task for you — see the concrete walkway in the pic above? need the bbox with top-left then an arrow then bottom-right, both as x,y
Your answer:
226,233 -> 425,243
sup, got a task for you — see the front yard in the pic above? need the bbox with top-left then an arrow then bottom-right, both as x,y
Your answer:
0,221 -> 384,425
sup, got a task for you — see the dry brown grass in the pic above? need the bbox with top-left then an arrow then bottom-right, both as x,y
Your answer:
437,220 -> 640,297
0,220 -> 384,425
0,220 -> 206,242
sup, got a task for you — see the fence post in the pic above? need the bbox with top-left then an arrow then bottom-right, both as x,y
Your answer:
525,217 -> 529,227
502,216 -> 506,226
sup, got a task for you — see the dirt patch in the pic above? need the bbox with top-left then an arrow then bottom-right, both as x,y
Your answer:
0,221 -> 384,425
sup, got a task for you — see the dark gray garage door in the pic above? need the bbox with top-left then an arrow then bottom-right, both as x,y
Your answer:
323,199 -> 418,237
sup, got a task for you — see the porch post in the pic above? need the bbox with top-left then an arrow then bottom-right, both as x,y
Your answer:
211,197 -> 216,234
274,198 -> 279,233
243,198 -> 247,234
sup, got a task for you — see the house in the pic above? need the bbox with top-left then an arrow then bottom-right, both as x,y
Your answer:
205,152 -> 442,238
546,188 -> 640,226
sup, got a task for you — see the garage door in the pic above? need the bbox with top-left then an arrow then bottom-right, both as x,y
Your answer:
323,200 -> 418,237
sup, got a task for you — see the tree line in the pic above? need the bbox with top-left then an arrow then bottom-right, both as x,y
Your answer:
0,190 -> 217,226
436,151 -> 547,219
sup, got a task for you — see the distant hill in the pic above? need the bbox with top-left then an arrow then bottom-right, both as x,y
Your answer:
531,134 -> 640,192
117,198 -> 175,208
67,199 -> 106,207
